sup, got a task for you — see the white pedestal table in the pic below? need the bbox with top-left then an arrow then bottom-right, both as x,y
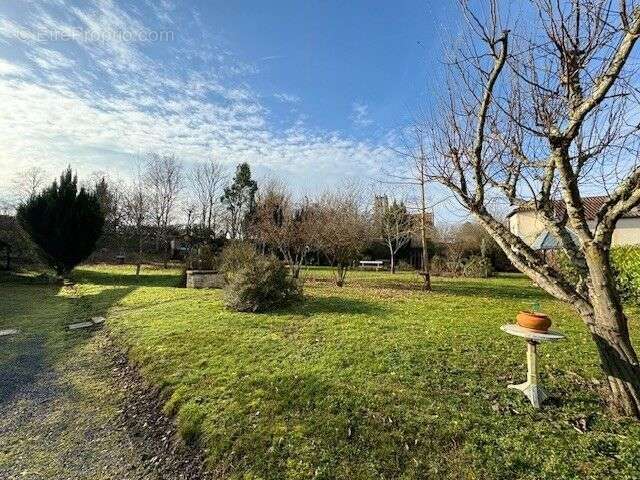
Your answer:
500,324 -> 565,408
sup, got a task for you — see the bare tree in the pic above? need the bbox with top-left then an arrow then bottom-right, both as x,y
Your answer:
375,196 -> 413,274
425,0 -> 640,416
316,191 -> 370,286
190,159 -> 224,235
251,181 -> 320,279
387,128 -> 435,289
145,153 -> 183,266
182,199 -> 197,235
12,166 -> 48,201
123,168 -> 149,276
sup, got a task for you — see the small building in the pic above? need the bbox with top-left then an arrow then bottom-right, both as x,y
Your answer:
508,196 -> 640,246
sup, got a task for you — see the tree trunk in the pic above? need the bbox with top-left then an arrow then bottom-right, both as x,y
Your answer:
288,253 -> 300,279
390,252 -> 396,274
136,233 -> 143,277
419,172 -> 432,291
584,245 -> 640,417
590,323 -> 640,417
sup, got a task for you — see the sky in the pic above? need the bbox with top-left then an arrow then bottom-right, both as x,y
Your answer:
0,0 -> 464,216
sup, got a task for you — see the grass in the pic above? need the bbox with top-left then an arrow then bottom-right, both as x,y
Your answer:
2,264 -> 640,479
0,270 -> 149,478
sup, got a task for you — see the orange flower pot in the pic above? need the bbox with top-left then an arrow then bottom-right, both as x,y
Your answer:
516,311 -> 551,333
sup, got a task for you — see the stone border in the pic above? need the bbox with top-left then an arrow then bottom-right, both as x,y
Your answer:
67,316 -> 106,330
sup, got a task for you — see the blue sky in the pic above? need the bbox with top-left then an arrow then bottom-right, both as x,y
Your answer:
0,0 -> 459,206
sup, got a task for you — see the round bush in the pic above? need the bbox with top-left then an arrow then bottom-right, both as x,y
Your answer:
221,243 -> 302,312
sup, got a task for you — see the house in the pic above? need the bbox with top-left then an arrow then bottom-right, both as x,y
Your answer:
508,196 -> 640,247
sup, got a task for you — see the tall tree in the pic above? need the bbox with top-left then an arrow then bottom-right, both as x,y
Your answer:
426,0 -> 640,416
387,128 -> 434,289
191,158 -> 224,235
221,163 -> 258,239
317,191 -> 370,287
93,175 -> 124,251
145,153 -> 183,265
376,197 -> 412,274
123,168 -> 149,276
17,167 -> 104,277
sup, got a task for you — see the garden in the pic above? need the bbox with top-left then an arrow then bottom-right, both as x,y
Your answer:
2,265 -> 640,479
3,2 -> 640,477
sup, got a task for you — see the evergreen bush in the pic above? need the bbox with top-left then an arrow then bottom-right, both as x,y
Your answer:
17,167 -> 104,277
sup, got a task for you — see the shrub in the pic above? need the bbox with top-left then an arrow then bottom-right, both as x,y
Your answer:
185,244 -> 221,271
221,243 -> 302,312
179,244 -> 222,287
429,255 -> 447,276
611,246 -> 640,304
429,254 -> 493,278
463,255 -> 494,278
220,241 -> 260,277
395,260 -> 415,272
555,246 -> 640,305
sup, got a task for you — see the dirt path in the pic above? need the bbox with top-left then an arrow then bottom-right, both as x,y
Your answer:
0,332 -> 207,480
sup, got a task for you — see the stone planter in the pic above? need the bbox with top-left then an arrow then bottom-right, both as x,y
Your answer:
186,270 -> 225,289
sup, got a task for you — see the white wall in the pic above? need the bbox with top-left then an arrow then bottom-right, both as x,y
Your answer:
611,218 -> 640,246
510,213 -> 640,247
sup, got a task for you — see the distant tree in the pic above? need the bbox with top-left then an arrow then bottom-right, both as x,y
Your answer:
317,192 -> 370,286
377,199 -> 412,274
221,163 -> 258,239
12,166 -> 48,201
191,159 -> 224,235
386,127 -> 434,290
123,168 -> 149,276
17,167 -> 104,277
182,200 -> 197,235
93,175 -> 124,252
145,153 -> 183,265
0,197 -> 15,215
252,181 -> 320,278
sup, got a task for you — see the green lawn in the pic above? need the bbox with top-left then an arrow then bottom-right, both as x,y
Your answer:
2,265 -> 640,479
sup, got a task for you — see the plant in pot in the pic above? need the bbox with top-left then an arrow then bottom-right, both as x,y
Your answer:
516,302 -> 552,333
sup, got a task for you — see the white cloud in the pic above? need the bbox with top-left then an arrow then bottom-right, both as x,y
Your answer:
26,48 -> 75,70
351,102 -> 373,128
0,0 -> 393,196
274,92 -> 301,104
0,58 -> 30,77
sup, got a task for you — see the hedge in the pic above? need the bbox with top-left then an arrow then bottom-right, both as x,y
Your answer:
611,246 -> 640,305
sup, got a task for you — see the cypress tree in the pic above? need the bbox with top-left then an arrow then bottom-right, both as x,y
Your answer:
17,167 -> 104,277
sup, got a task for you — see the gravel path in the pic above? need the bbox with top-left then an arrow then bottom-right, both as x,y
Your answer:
0,332 -> 208,480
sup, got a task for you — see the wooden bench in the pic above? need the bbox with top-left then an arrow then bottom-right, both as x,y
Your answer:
359,260 -> 384,271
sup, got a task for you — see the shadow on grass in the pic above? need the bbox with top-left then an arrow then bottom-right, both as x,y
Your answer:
0,283 -> 134,404
432,278 -> 549,301
294,295 -> 385,317
72,268 -> 181,288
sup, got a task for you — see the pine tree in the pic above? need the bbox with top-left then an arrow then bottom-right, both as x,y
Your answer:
221,163 -> 258,239
17,167 -> 104,277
